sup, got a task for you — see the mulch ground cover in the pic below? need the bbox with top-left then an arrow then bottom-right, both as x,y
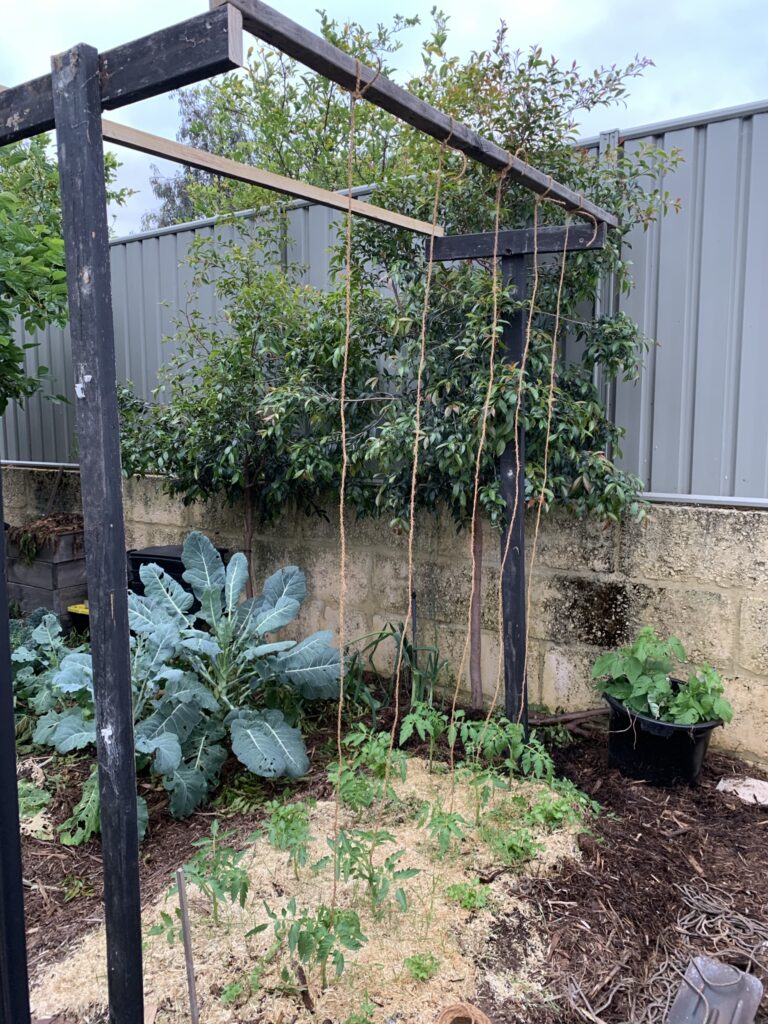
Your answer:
22,726 -> 768,1023
478,733 -> 768,1023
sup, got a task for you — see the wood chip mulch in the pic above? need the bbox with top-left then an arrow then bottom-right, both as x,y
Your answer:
21,728 -> 768,1024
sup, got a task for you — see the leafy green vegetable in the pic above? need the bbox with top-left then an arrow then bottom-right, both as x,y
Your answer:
593,626 -> 733,725
18,531 -> 342,839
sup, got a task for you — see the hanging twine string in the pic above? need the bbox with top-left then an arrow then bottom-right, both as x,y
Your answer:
447,155 -> 517,775
383,139 -> 448,798
523,218 -> 571,682
331,65 -> 364,914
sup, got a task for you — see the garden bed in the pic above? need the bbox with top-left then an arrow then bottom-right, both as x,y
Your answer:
21,732 -> 768,1024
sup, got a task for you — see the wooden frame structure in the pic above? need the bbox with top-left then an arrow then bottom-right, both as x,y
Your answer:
0,5 -> 616,1021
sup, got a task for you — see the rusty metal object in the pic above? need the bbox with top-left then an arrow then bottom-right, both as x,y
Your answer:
435,1003 -> 494,1024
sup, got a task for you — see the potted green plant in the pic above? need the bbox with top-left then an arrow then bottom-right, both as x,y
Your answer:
592,626 -> 733,786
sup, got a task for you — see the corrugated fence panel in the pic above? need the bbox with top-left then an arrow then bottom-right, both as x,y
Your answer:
735,113 -> 768,498
3,124 -> 768,504
611,103 -> 768,502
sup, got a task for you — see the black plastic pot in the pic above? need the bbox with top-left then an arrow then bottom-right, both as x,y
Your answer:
604,690 -> 722,787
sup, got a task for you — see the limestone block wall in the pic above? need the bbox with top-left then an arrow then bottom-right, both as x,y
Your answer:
4,466 -> 767,762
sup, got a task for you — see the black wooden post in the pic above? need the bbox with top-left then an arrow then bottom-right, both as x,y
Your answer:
429,226 -> 608,735
0,472 -> 31,1024
499,255 -> 530,736
51,45 -> 144,1023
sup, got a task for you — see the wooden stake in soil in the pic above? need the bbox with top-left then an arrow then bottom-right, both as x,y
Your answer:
175,869 -> 199,1024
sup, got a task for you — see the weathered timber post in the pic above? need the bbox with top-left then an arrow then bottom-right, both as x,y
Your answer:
499,254 -> 530,735
0,468 -> 31,1024
51,44 -> 144,1024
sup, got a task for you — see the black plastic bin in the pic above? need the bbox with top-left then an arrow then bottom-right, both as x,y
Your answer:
605,692 -> 721,787
127,545 -> 228,605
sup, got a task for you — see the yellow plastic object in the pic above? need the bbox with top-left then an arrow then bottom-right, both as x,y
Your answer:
67,603 -> 90,616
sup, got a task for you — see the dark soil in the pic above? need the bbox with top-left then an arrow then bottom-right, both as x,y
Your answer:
22,724 -> 768,1024
21,720 -> 337,983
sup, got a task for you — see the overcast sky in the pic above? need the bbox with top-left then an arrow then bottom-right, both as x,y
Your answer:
3,0 -> 767,235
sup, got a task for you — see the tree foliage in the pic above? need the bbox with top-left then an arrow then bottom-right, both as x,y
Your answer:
125,11 -> 680,538
0,138 -> 131,414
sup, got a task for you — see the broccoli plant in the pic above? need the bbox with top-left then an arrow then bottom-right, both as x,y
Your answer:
32,531 -> 341,823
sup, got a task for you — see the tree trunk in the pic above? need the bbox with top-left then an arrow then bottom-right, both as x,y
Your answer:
243,468 -> 257,599
469,508 -> 483,710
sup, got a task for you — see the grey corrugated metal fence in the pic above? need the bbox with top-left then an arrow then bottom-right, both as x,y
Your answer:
3,104 -> 768,505
1,190 -> 363,465
586,100 -> 768,505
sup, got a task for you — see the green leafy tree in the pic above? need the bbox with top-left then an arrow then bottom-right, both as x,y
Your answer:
0,137 -> 131,414
0,140 -> 67,414
127,11 -> 681,704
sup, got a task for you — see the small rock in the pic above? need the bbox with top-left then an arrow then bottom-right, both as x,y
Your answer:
717,777 -> 768,806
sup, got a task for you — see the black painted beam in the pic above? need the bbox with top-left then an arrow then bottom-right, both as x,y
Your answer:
0,6 -> 242,146
52,44 -> 144,1024
210,0 -> 618,228
499,256 -> 530,737
0,474 -> 31,1024
429,222 -> 607,262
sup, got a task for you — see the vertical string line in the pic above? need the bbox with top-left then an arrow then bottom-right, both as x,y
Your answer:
523,218 -> 571,682
383,140 -> 447,798
331,69 -> 362,914
448,159 -> 514,774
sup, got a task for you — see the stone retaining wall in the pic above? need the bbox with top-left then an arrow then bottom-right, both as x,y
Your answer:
4,467 -> 767,762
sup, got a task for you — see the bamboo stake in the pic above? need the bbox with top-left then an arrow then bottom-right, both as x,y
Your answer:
175,869 -> 199,1024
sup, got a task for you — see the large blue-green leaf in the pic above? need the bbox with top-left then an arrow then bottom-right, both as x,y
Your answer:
128,592 -> 165,636
199,587 -> 224,630
49,710 -> 97,753
180,634 -> 221,658
52,652 -> 94,695
30,685 -> 58,716
233,597 -> 265,638
184,727 -> 228,784
252,596 -> 301,635
229,709 -> 309,778
139,563 -> 194,625
261,566 -> 306,608
132,627 -> 178,683
12,645 -> 36,664
163,765 -> 209,818
136,702 -> 202,748
160,674 -> 220,713
224,552 -> 249,615
182,531 -> 225,601
276,630 -> 341,700
136,731 -> 183,774
31,614 -> 62,648
244,640 -> 296,659
33,709 -> 64,746
183,718 -> 226,771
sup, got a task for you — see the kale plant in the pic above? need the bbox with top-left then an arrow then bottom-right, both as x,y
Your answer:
29,531 -> 341,824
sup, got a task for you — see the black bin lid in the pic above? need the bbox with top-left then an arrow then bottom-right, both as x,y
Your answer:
127,546 -> 183,558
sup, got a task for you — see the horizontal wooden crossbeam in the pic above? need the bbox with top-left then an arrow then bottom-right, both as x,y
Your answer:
101,119 -> 444,236
429,222 -> 607,262
0,7 -> 243,147
210,0 -> 619,229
